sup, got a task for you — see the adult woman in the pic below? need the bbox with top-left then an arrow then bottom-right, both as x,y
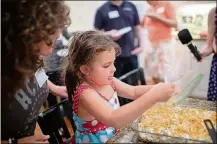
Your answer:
2,0 -> 70,143
141,1 -> 177,84
200,7 -> 216,101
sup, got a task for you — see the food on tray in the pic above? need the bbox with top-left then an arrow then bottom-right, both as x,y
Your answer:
138,104 -> 216,142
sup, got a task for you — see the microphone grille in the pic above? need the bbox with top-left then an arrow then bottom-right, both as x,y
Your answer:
178,29 -> 193,44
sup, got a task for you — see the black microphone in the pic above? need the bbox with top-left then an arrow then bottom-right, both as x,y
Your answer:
178,29 -> 202,61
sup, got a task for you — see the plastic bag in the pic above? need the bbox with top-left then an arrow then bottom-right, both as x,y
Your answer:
166,70 -> 204,106
163,53 -> 205,106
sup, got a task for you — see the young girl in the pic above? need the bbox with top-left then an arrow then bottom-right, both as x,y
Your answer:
63,30 -> 176,143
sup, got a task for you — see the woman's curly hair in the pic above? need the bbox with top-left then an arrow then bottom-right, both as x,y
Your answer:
2,0 -> 71,100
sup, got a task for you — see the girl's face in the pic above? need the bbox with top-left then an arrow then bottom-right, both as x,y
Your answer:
37,29 -> 61,56
85,48 -> 116,86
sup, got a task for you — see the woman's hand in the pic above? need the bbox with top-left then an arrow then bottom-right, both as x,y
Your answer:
146,12 -> 160,20
18,134 -> 50,143
48,80 -> 68,98
53,85 -> 68,98
200,43 -> 215,58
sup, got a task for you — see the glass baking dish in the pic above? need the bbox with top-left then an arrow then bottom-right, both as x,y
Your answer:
131,99 -> 216,143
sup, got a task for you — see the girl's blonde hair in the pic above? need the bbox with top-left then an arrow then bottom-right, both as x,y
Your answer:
62,30 -> 121,102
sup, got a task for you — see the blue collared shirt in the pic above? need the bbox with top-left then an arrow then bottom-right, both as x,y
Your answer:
94,1 -> 140,56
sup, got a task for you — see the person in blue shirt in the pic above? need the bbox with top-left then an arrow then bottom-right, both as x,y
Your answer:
94,0 -> 145,78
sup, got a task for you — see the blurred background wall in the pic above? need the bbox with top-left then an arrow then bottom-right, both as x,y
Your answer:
64,1 -> 216,99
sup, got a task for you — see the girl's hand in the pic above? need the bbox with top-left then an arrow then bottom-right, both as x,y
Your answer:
149,83 -> 176,102
18,134 -> 50,143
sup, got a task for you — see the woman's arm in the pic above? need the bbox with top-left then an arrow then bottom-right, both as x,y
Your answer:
1,135 -> 49,143
47,80 -> 68,98
130,25 -> 145,55
113,77 -> 153,99
207,7 -> 216,52
146,2 -> 177,28
148,13 -> 177,28
200,7 -> 216,56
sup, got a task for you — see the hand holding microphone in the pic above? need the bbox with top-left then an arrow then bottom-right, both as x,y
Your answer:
178,29 -> 202,62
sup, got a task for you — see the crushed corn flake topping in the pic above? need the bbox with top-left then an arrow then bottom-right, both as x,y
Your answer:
139,105 -> 216,141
